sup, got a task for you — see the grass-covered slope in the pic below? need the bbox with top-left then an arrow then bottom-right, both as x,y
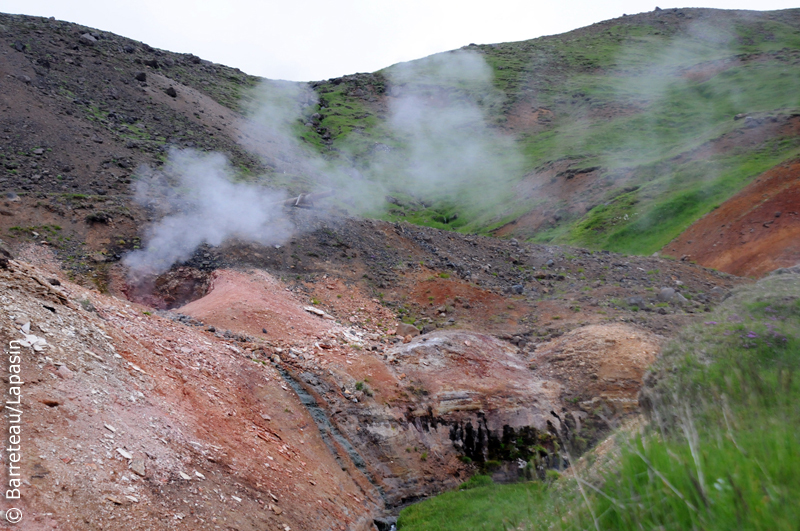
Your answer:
300,8 -> 800,256
398,268 -> 800,530
4,9 -> 798,273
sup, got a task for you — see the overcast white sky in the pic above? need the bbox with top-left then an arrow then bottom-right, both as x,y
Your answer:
2,1 -> 798,81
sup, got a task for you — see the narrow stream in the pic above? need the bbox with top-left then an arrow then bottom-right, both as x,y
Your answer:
275,365 -> 387,500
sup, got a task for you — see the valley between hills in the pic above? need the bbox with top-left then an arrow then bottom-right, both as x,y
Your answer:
0,6 -> 798,530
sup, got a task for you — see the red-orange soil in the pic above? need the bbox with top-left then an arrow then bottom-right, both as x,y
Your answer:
666,158 -> 800,277
179,269 -> 335,342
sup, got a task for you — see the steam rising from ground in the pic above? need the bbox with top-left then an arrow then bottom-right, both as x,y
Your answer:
123,149 -> 291,279
126,12 -> 800,279
237,79 -> 318,173
125,50 -> 521,278
381,51 -> 522,199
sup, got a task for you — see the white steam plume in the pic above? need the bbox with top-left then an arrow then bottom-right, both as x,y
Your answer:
375,50 -> 524,207
236,50 -> 524,215
123,149 -> 292,279
237,79 -> 318,174
124,50 -> 523,278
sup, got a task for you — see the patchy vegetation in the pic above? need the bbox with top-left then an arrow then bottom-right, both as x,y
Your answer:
399,270 -> 800,530
1,8 -> 798,529
297,9 -> 800,268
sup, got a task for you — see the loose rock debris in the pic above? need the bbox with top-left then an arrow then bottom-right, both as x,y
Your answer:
1,221 -> 741,529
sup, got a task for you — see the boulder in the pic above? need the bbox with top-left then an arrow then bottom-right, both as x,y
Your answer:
374,517 -> 397,531
770,264 -> 800,276
627,296 -> 646,308
79,33 -> 97,46
0,239 -> 12,269
130,456 -> 146,477
396,323 -> 420,338
420,324 -> 436,335
56,365 -> 74,379
657,287 -> 675,302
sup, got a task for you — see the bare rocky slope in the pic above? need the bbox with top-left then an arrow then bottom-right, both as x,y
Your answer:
1,218 -> 741,530
0,9 -> 772,531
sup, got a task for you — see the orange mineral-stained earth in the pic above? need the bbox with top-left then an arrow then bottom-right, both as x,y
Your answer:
665,158 -> 800,277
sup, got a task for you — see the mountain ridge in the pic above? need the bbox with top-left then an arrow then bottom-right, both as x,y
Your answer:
2,8 -> 799,278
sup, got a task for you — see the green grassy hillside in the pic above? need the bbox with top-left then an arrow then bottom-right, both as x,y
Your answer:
3,9 -> 798,259
287,8 -> 800,254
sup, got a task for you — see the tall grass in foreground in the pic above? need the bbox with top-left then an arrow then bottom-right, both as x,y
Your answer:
398,272 -> 800,530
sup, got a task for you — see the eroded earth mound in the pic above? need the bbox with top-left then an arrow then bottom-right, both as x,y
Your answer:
2,212 -> 743,529
667,158 -> 800,277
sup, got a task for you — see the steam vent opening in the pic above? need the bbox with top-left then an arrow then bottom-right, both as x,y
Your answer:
123,266 -> 213,310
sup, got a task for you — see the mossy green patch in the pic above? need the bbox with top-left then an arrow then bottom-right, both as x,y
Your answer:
399,273 -> 800,530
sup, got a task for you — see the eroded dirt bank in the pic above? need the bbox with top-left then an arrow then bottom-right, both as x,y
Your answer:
666,158 -> 800,277
2,255 -> 379,531
6,215 -> 744,529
